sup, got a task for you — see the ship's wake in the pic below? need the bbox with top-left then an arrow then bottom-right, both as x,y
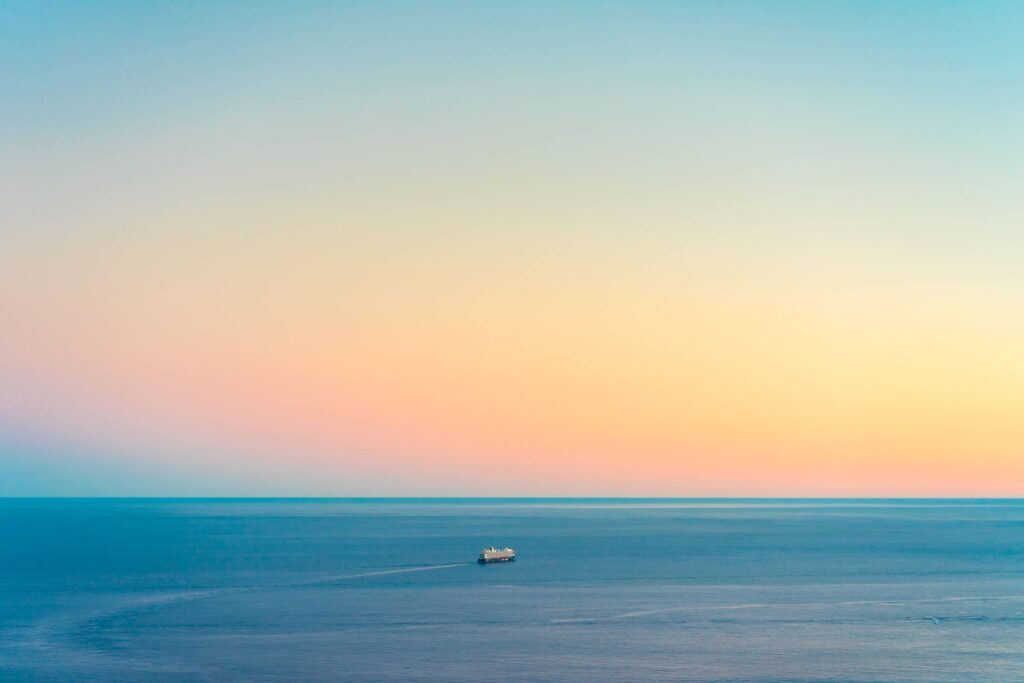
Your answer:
307,562 -> 473,585
10,561 -> 476,666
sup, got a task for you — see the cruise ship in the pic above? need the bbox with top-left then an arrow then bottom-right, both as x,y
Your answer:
478,546 -> 516,563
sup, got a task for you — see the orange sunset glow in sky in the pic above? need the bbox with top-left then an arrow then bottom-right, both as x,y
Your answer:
2,2 -> 1023,495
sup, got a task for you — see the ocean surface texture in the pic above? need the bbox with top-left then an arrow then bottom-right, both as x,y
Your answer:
2,499 -> 1023,681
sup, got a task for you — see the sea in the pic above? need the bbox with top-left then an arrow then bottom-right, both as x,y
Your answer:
2,499 -> 1023,682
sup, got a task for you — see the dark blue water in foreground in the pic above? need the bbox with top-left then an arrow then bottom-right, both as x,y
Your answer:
2,499 -> 1023,681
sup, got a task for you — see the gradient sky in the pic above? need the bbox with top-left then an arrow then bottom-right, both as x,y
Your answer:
2,1 -> 1023,496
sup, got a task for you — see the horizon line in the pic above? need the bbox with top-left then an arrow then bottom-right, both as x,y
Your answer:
2,496 -> 1022,501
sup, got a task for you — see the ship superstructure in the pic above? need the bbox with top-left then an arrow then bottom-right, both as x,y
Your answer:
478,546 -> 516,563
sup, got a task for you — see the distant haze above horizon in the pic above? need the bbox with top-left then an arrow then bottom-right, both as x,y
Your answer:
2,2 -> 1023,496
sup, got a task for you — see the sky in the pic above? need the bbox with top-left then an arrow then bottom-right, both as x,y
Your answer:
2,1 -> 1023,496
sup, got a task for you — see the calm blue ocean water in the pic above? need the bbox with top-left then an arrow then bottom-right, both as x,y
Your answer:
2,499 -> 1023,681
